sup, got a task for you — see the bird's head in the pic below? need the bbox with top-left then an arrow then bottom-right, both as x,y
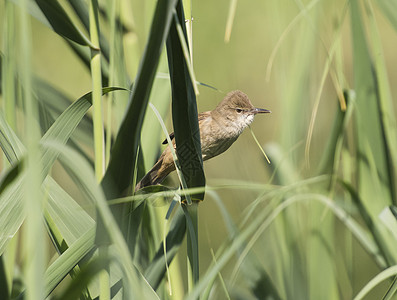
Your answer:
215,90 -> 271,129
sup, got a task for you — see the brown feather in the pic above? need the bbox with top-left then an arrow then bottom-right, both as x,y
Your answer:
161,111 -> 211,144
137,111 -> 212,190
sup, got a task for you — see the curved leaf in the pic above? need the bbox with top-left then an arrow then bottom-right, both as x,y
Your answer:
45,140 -> 159,299
44,226 -> 96,297
102,0 -> 178,198
0,88 -> 125,256
41,87 -> 126,176
99,0 -> 178,251
353,265 -> 397,300
166,5 -> 205,201
34,0 -> 96,48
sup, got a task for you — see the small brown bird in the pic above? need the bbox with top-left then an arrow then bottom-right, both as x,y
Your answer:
135,90 -> 270,190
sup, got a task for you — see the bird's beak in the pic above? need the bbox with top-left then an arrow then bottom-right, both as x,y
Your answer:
253,107 -> 271,114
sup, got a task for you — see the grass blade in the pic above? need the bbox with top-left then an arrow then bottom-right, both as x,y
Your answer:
45,140 -> 159,299
350,0 -> 393,209
34,0 -> 97,48
99,0 -> 178,253
166,1 -> 205,201
365,0 -> 397,205
0,88 -> 123,255
144,208 -> 186,289
44,226 -> 96,297
353,265 -> 397,300
166,0 -> 206,288
68,0 -> 110,61
102,0 -> 177,198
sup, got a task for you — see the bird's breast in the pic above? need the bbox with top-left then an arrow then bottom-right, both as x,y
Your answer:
199,116 -> 242,161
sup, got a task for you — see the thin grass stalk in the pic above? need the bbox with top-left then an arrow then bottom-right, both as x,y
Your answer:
159,209 -> 185,298
98,246 -> 110,299
89,0 -> 105,181
184,202 -> 199,289
89,0 -> 108,298
19,0 -> 46,299
166,2 -> 204,292
224,0 -> 238,43
182,0 -> 193,63
174,14 -> 199,96
105,0 -> 118,166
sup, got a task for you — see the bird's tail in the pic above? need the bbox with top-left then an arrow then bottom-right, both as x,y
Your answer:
135,155 -> 168,191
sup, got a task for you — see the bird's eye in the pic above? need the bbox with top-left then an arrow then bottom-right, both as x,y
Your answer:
236,109 -> 243,113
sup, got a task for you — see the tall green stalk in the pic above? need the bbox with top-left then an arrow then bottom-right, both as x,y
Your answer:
19,0 -> 46,299
89,0 -> 104,182
166,0 -> 204,290
89,0 -> 108,299
105,0 -> 119,166
184,203 -> 199,289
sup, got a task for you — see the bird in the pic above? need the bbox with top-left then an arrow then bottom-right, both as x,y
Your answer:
135,90 -> 270,190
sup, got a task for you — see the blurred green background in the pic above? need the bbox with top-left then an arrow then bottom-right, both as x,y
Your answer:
2,0 -> 397,299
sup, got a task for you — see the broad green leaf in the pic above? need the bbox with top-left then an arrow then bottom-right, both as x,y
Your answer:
99,0 -> 178,252
0,112 -> 25,163
34,0 -> 96,48
0,256 -> 10,299
365,0 -> 397,205
41,87 -> 125,176
165,0 -> 205,287
144,207 -> 186,289
56,255 -> 110,300
0,88 -> 124,255
0,115 -> 26,255
350,0 -> 393,211
33,78 -> 94,148
44,226 -> 96,297
45,140 -> 159,299
0,175 -> 24,256
166,2 -> 205,200
46,177 -> 95,245
0,160 -> 23,195
376,0 -> 397,33
350,0 -> 397,268
102,0 -> 178,199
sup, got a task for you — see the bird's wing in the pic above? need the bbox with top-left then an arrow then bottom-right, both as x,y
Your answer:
162,132 -> 175,145
198,111 -> 211,122
161,111 -> 211,144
